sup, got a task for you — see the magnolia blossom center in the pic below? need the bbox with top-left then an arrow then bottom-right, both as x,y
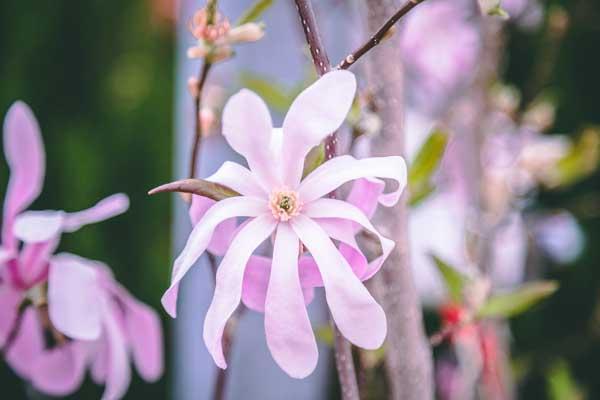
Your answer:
269,189 -> 302,221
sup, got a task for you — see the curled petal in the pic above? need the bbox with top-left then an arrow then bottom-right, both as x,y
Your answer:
282,71 -> 357,187
346,178 -> 386,221
2,101 -> 45,249
18,240 -> 60,286
48,254 -> 102,340
62,193 -> 130,233
265,223 -> 318,378
291,215 -> 386,349
203,215 -> 277,369
299,155 -> 407,206
304,198 -> 395,280
162,197 -> 268,317
222,89 -> 279,189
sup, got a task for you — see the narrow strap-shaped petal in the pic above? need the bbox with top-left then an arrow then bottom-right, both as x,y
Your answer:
162,196 -> 267,317
242,255 -> 315,312
13,210 -> 65,243
305,199 -> 395,280
205,161 -> 267,197
48,253 -> 103,340
122,296 -> 164,382
13,194 -> 129,244
2,101 -> 45,249
265,223 -> 318,378
62,193 -> 130,233
281,71 -> 357,187
18,239 -> 60,286
100,298 -> 132,400
203,214 -> 277,369
299,155 -> 407,206
346,178 -> 385,221
222,89 -> 279,190
189,195 -> 238,256
291,215 -> 386,349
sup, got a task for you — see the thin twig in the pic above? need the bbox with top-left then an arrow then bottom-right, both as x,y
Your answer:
189,61 -> 213,179
337,0 -> 425,70
293,1 -> 360,399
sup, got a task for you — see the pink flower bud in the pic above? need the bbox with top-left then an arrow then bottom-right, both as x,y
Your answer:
187,77 -> 199,98
200,108 -> 215,134
187,44 -> 209,59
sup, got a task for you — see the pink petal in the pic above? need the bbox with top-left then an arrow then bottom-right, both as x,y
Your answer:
243,255 -> 315,312
18,240 -> 59,286
265,223 -> 318,378
346,178 -> 386,220
281,71 -> 357,187
0,284 -> 23,347
2,101 -> 45,249
299,155 -> 407,206
162,197 -> 268,317
189,195 -> 238,256
48,253 -> 102,340
0,246 -> 14,264
6,306 -> 44,379
13,210 -> 65,243
205,161 -> 267,197
290,215 -> 386,349
122,297 -> 164,382
90,337 -> 108,384
203,215 -> 277,369
30,342 -> 87,396
100,299 -> 132,400
221,89 -> 279,189
241,255 -> 271,312
62,193 -> 130,233
304,199 -> 395,280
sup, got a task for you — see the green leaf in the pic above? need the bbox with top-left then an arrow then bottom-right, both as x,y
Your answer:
430,253 -> 470,302
477,281 -> 558,319
302,144 -> 325,178
237,0 -> 275,25
554,128 -> 600,187
408,129 -> 448,206
239,72 -> 294,113
547,360 -> 584,400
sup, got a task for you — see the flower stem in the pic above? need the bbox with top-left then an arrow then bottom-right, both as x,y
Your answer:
336,0 -> 426,70
188,61 -> 213,179
293,1 -> 360,399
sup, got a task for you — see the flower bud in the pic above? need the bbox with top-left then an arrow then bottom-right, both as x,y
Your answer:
187,77 -> 199,98
208,46 -> 233,63
200,108 -> 216,134
226,23 -> 265,44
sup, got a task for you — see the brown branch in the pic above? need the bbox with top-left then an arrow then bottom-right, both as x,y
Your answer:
189,61 -> 213,179
337,0 -> 425,70
293,1 -> 359,399
364,0 -> 434,398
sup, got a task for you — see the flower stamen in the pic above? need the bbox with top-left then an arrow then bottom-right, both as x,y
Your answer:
269,189 -> 302,221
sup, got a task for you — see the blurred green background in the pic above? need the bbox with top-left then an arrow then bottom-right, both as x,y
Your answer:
0,0 -> 173,398
0,0 -> 599,398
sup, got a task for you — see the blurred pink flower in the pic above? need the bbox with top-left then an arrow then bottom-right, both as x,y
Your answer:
0,102 -> 162,398
161,71 -> 407,378
401,0 -> 481,113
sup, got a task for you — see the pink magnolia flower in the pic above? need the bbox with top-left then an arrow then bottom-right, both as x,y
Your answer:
0,102 -> 162,398
161,71 -> 407,378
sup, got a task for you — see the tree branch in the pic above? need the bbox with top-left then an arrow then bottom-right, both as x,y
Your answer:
364,0 -> 434,398
293,1 -> 359,399
189,61 -> 213,179
337,0 -> 425,70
